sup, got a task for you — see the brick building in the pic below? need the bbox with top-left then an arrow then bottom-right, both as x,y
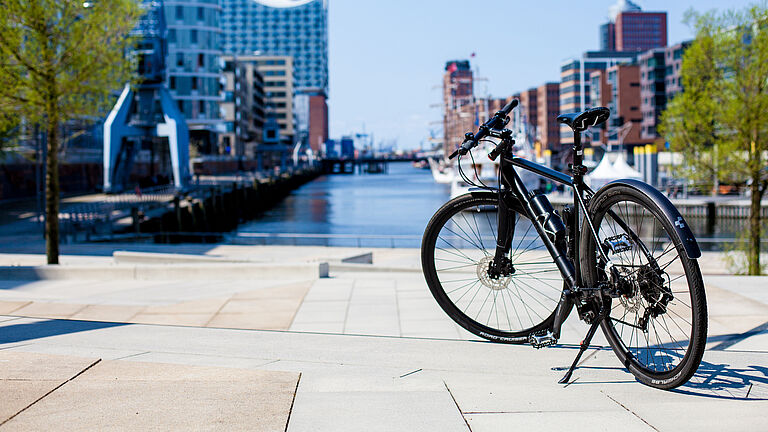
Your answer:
600,0 -> 667,52
442,60 -> 474,157
536,83 -> 561,152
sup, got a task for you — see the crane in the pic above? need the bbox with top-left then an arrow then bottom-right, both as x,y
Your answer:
103,0 -> 190,193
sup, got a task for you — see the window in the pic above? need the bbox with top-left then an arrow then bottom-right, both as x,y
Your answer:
175,6 -> 183,19
192,77 -> 198,90
199,100 -> 205,115
176,53 -> 184,67
197,7 -> 204,21
170,76 -> 176,89
169,29 -> 176,43
191,30 -> 198,44
197,53 -> 204,68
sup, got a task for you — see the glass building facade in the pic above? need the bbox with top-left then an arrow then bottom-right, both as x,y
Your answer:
220,0 -> 328,93
165,0 -> 224,153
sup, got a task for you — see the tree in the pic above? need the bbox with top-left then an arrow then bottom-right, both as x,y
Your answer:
660,4 -> 768,275
0,0 -> 141,264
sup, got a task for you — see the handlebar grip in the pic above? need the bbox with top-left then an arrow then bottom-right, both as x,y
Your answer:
501,99 -> 519,115
448,150 -> 459,160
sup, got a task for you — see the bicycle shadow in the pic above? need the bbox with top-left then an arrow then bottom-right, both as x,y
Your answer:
553,345 -> 768,400
672,360 -> 768,400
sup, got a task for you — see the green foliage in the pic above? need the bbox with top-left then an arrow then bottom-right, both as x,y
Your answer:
0,0 -> 141,124
661,5 -> 768,186
660,3 -> 768,275
0,0 -> 141,263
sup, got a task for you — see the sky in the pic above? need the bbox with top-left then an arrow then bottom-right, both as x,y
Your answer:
326,0 -> 758,150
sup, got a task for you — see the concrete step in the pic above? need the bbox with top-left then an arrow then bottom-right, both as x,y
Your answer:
0,262 -> 329,281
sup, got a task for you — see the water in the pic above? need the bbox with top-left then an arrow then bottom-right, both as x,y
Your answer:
235,161 -> 757,250
236,162 -> 450,247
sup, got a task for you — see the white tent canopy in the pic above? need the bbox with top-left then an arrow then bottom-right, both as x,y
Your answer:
612,153 -> 642,179
587,152 -> 642,189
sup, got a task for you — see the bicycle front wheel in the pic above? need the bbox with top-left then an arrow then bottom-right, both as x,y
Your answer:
421,193 -> 566,343
580,184 -> 707,389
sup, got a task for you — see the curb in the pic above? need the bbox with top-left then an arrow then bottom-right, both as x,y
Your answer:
0,262 -> 329,281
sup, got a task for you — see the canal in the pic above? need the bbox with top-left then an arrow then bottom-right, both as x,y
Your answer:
235,161 -> 756,250
236,161 -> 449,247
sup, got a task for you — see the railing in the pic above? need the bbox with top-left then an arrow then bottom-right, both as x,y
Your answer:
231,232 -> 423,248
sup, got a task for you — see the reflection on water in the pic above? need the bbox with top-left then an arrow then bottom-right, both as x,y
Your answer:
237,162 -> 450,247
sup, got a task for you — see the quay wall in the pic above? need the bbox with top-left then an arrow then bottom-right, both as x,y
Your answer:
110,168 -> 321,243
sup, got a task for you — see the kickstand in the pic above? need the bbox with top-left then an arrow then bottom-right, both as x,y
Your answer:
558,313 -> 604,385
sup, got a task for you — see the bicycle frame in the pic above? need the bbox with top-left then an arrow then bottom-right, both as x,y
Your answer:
483,129 -> 620,341
491,131 -> 602,292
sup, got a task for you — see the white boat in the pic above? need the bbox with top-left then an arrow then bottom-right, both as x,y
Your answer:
428,158 -> 453,184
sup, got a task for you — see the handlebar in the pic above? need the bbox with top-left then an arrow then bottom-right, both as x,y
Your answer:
448,99 -> 519,159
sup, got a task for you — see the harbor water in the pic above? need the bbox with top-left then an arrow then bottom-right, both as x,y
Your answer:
235,161 -> 756,250
235,162 -> 450,247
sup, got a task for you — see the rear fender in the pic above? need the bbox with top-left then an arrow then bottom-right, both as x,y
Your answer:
594,179 -> 701,259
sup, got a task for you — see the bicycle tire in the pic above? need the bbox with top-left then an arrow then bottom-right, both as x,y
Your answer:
421,193 -> 569,343
580,184 -> 707,389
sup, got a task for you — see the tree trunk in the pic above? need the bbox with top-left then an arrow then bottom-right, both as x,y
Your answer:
748,177 -> 761,275
45,110 -> 59,265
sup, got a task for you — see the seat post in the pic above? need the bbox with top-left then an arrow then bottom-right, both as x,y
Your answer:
572,130 -> 583,177
571,129 -> 586,288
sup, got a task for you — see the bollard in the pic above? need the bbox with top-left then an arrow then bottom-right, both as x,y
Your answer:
706,201 -> 716,235
173,196 -> 182,232
131,207 -> 140,240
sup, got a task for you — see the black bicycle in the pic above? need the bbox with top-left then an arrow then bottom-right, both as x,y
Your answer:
421,100 -> 707,389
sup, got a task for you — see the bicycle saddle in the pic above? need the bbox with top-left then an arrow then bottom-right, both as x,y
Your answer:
557,107 -> 610,132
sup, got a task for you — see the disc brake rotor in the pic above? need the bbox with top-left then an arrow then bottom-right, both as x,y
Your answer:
476,256 -> 512,290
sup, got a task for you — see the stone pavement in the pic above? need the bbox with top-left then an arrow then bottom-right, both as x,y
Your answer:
1,245 -> 767,431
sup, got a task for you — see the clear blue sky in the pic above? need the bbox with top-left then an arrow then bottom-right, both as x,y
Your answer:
327,0 -> 757,150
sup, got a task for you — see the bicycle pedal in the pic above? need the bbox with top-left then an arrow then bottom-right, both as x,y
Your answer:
528,330 -> 557,349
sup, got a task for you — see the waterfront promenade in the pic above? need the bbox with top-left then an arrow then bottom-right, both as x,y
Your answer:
0,243 -> 766,431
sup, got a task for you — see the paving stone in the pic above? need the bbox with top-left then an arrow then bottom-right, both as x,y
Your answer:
0,301 -> 30,315
206,311 -> 295,330
129,313 -> 214,327
465,411 -> 653,432
11,302 -> 88,319
4,359 -> 299,432
140,297 -> 229,315
287,391 -> 468,432
70,304 -> 145,322
0,351 -> 98,423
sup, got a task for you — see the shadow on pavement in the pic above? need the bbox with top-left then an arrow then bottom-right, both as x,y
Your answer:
674,360 -> 768,400
0,319 -> 127,345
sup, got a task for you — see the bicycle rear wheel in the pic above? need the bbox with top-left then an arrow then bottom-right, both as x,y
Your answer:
421,193 -> 567,343
580,184 -> 707,389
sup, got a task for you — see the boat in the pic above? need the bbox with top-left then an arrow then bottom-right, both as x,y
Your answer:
428,158 -> 453,184
447,128 -> 540,199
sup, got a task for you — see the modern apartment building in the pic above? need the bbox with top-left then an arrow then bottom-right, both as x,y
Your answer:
517,88 -> 538,135
253,55 -> 296,145
559,51 -> 638,146
442,60 -> 474,157
604,64 -> 645,148
221,0 -> 329,152
600,0 -> 667,52
537,83 -> 560,152
639,41 -> 691,141
165,0 -> 223,154
220,55 -> 266,158
306,88 -> 329,152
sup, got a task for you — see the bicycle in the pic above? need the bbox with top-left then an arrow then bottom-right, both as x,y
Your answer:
421,100 -> 707,389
